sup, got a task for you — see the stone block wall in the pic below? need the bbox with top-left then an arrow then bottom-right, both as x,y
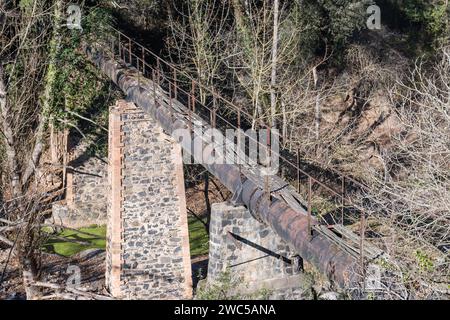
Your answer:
208,202 -> 310,300
106,100 -> 192,300
51,140 -> 108,228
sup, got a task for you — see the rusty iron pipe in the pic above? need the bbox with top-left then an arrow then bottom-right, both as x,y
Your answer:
84,44 -> 362,289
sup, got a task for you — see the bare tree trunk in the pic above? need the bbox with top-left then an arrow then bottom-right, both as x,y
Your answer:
252,90 -> 263,129
281,100 -> 287,143
50,122 -> 58,165
62,127 -> 69,188
204,172 -> 211,234
313,66 -> 320,141
0,0 -> 63,300
231,0 -> 252,54
270,0 -> 279,128
22,256 -> 40,300
0,66 -> 22,199
22,0 -> 63,187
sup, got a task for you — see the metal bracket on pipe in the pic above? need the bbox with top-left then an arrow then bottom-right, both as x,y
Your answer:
248,189 -> 265,224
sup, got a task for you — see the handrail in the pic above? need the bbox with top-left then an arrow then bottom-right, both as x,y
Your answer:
110,28 -> 369,184
102,26 -> 374,235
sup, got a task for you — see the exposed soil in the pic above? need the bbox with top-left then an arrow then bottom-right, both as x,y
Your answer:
0,249 -> 106,300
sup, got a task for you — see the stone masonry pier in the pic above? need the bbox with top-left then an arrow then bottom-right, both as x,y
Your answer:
207,202 -> 310,299
106,100 -> 192,299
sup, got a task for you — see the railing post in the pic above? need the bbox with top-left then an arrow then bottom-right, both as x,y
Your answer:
297,149 -> 300,193
360,210 -> 366,290
128,38 -> 132,65
173,68 -> 178,100
188,85 -> 192,134
118,32 -> 121,61
152,69 -> 158,108
169,82 -> 173,121
341,177 -> 345,225
156,58 -> 161,85
264,125 -> 271,202
110,37 -> 114,59
237,106 -> 241,131
191,80 -> 196,114
119,42 -> 122,61
212,93 -> 217,128
237,106 -> 242,174
142,46 -> 145,76
136,56 -> 140,80
308,176 -> 312,240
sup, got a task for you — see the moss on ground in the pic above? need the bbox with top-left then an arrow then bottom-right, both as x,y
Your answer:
43,225 -> 106,257
42,217 -> 209,258
188,217 -> 209,257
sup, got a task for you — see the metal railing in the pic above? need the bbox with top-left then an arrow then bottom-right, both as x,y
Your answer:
97,27 -> 374,269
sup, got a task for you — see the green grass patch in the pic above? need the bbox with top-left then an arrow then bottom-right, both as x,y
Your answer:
43,225 -> 106,257
43,219 -> 209,258
188,217 -> 209,257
